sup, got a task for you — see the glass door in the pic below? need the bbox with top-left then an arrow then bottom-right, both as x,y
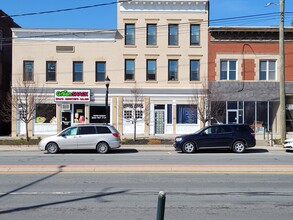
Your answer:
155,110 -> 165,134
227,110 -> 238,124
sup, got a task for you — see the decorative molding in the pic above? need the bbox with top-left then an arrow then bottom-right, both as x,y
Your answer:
120,1 -> 208,13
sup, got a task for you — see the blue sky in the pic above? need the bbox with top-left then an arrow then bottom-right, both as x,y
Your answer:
1,0 -> 293,28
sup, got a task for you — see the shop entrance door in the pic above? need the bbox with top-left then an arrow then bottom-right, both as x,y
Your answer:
155,110 -> 165,134
61,112 -> 71,130
227,110 -> 238,124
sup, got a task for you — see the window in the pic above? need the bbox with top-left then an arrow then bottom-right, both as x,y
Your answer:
190,24 -> 200,45
125,59 -> 135,80
23,61 -> 34,81
167,104 -> 172,124
62,127 -> 78,136
96,62 -> 106,82
260,60 -> 276,80
147,59 -> 156,81
168,59 -> 178,81
78,126 -> 96,135
96,126 -> 111,134
147,24 -> 157,45
125,24 -> 135,45
46,61 -> 56,81
176,104 -> 197,124
35,104 -> 56,123
168,24 -> 178,46
73,61 -> 83,82
124,110 -> 133,119
190,60 -> 200,81
220,60 -> 237,80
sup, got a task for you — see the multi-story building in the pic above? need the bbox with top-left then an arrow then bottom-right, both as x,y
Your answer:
11,0 -> 209,137
208,26 -> 293,138
0,10 -> 20,135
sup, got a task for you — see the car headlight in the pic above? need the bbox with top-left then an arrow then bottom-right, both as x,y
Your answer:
175,137 -> 182,142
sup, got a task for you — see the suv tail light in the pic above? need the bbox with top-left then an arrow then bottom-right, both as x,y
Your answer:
251,132 -> 255,137
112,133 -> 120,138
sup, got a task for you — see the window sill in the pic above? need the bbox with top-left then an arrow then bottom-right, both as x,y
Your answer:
146,45 -> 158,48
189,81 -> 201,84
146,80 -> 158,83
168,80 -> 180,84
125,45 -> 137,48
46,81 -> 58,84
124,80 -> 136,83
168,45 -> 180,48
72,82 -> 85,84
190,45 -> 201,48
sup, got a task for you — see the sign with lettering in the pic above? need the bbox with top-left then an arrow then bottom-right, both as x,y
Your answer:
55,90 -> 90,102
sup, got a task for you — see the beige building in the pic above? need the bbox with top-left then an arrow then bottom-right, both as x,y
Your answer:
11,0 -> 209,137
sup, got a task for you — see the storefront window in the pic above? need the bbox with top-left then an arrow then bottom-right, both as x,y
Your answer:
90,106 -> 106,123
244,102 -> 255,128
257,102 -> 268,132
176,105 -> 197,124
167,104 -> 172,124
35,104 -> 56,123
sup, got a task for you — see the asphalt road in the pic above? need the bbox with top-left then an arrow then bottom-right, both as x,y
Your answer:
0,150 -> 293,220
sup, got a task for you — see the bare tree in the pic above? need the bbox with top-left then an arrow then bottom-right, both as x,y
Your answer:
0,79 -> 51,141
122,87 -> 149,141
190,80 -> 225,126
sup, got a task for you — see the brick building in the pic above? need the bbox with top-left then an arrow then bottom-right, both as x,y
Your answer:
208,26 -> 293,138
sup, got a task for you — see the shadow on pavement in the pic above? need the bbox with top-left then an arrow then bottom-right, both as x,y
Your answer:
54,148 -> 138,154
176,148 -> 269,154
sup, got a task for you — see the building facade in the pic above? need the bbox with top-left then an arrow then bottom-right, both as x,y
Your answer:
208,27 -> 293,138
0,10 -> 20,135
11,0 -> 209,137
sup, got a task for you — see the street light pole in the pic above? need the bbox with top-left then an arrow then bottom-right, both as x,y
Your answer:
105,76 -> 111,124
279,0 -> 286,142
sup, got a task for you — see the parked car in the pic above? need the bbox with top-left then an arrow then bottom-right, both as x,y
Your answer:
283,138 -> 293,151
174,124 -> 256,153
39,124 -> 121,154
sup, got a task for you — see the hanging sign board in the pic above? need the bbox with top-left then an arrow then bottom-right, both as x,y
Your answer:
55,89 -> 90,102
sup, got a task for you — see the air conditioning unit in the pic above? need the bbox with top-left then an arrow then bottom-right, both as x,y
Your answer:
62,104 -> 71,111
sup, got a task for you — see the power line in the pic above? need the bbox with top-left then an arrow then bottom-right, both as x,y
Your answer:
0,1 -> 131,18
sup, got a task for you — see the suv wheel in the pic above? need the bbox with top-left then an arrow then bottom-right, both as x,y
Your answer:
182,141 -> 196,153
97,142 -> 109,154
232,141 -> 245,153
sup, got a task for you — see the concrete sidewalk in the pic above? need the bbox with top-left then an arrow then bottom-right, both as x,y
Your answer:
0,144 -> 285,152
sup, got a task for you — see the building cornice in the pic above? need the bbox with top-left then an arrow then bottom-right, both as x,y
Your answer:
11,28 -> 118,42
120,0 -> 209,13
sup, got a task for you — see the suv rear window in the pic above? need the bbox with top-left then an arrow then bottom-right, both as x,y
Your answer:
78,126 -> 96,135
96,126 -> 111,134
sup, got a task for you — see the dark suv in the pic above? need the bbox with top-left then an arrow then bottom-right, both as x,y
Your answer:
174,124 -> 256,153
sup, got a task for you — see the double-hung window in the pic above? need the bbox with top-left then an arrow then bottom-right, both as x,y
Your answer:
259,60 -> 276,80
96,62 -> 106,82
168,24 -> 178,46
220,60 -> 237,80
125,59 -> 135,80
168,59 -> 178,81
146,59 -> 156,81
46,61 -> 56,81
73,61 -> 83,82
190,24 -> 200,45
23,61 -> 34,81
125,24 -> 135,45
147,24 -> 157,45
190,60 -> 200,81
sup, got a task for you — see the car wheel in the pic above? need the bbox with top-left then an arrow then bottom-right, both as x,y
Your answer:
182,141 -> 196,153
232,141 -> 245,153
46,142 -> 59,154
97,142 -> 109,154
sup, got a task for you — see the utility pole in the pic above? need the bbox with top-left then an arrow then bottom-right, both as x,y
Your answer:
279,0 -> 286,142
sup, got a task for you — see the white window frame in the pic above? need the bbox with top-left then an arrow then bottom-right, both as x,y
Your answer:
259,60 -> 277,81
220,60 -> 238,80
